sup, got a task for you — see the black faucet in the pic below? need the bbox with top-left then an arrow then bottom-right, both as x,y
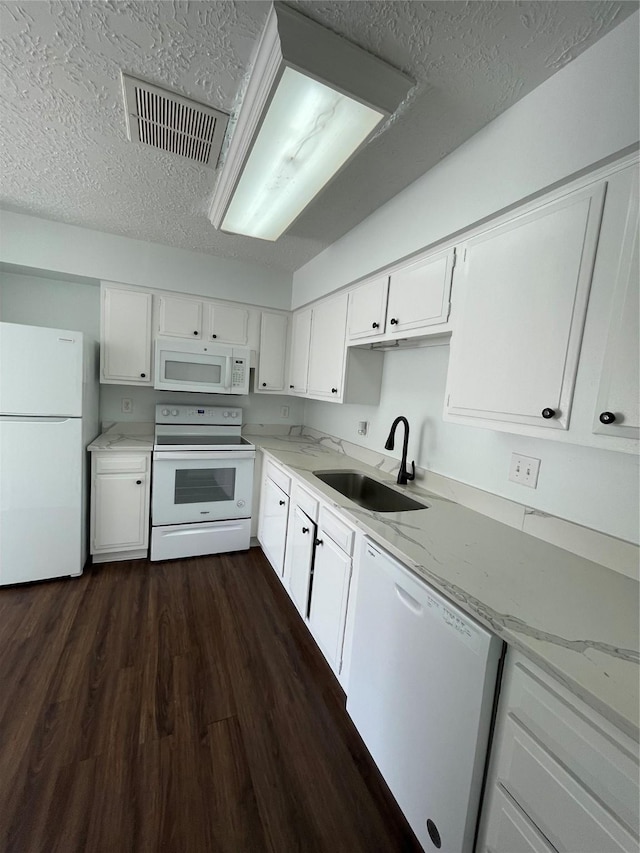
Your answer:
384,416 -> 415,485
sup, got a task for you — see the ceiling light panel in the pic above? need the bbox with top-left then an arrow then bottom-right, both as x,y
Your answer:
209,2 -> 413,241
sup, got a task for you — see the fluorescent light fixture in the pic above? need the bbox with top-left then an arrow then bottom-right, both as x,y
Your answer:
209,3 -> 413,242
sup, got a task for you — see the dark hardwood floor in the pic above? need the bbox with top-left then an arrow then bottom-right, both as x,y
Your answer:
0,547 -> 421,852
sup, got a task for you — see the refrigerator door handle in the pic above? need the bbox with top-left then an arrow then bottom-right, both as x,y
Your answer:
0,416 -> 73,423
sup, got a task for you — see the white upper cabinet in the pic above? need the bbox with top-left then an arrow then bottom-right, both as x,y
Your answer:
288,308 -> 312,394
158,295 -> 202,339
446,181 -> 606,432
256,311 -> 288,393
347,276 -> 388,341
101,284 -> 153,384
592,168 -> 639,441
307,293 -> 348,400
346,247 -> 455,346
206,303 -> 249,344
386,246 -> 454,336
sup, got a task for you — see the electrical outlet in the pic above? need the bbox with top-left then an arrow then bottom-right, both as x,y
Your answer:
509,453 -> 540,488
358,421 -> 368,436
280,405 -> 290,418
121,398 -> 133,414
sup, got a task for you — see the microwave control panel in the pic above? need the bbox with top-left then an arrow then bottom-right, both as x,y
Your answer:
231,358 -> 247,389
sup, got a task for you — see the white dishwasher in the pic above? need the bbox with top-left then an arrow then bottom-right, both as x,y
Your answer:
346,537 -> 503,853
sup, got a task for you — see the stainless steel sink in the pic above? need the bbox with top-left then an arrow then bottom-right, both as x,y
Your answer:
313,470 -> 427,513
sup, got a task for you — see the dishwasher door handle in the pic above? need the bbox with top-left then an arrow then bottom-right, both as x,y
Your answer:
395,584 -> 423,615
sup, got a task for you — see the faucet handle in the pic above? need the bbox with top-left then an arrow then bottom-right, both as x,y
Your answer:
407,461 -> 416,482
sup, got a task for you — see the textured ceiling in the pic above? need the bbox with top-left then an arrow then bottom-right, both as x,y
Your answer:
0,1 -> 635,273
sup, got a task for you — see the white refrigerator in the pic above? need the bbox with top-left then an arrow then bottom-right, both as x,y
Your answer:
0,322 -> 97,585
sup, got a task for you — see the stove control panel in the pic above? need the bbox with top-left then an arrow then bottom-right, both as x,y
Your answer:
155,404 -> 242,425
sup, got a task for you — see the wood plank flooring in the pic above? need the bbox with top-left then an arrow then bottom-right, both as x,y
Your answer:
0,548 -> 421,852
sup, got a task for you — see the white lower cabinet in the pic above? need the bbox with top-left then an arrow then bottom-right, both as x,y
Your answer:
308,522 -> 353,673
257,462 -> 291,578
477,651 -> 639,853
90,452 -> 150,562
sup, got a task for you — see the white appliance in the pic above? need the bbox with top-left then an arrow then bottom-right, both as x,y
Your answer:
151,404 -> 255,561
154,337 -> 250,395
347,538 -> 503,853
0,322 -> 96,585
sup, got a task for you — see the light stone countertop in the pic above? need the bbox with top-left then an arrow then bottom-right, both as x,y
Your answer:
87,422 -> 154,452
250,433 -> 640,742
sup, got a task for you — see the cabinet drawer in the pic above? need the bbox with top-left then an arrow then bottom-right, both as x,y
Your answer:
319,505 -> 354,555
497,715 -> 637,853
508,662 -> 639,836
291,481 -> 318,522
94,453 -> 148,474
482,785 -> 557,853
265,460 -> 291,495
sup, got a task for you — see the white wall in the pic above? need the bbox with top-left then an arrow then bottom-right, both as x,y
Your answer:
304,346 -> 639,544
99,384 -> 304,429
0,211 -> 292,310
0,270 -> 100,338
292,12 -> 639,307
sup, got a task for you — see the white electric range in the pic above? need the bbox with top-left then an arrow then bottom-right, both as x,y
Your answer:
151,404 -> 255,561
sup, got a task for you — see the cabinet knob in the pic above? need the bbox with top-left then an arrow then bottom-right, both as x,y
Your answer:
140,373 -> 146,378
302,526 -> 309,534
136,480 -> 142,485
331,387 -> 338,394
211,334 -> 217,339
193,330 -> 199,336
372,322 -> 379,329
289,384 -> 294,389
390,318 -> 398,325
314,538 -> 323,546
279,500 -> 285,506
541,407 -> 556,419
262,382 -> 267,387
599,411 -> 616,424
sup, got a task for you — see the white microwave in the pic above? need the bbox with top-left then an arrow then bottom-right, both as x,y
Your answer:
154,338 -> 250,395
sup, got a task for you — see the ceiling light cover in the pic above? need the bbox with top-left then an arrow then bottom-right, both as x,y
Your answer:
209,2 -> 412,241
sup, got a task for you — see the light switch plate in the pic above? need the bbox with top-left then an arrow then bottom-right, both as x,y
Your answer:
509,453 -> 540,488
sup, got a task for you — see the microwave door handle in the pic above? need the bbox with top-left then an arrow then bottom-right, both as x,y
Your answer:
224,357 -> 232,392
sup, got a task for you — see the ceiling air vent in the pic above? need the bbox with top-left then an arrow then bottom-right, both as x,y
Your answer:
121,73 -> 228,168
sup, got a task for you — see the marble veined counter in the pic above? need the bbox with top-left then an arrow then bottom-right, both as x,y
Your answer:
87,422 -> 154,452
250,433 -> 639,742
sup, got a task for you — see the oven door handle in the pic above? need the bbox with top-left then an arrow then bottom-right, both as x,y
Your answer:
154,450 -> 256,461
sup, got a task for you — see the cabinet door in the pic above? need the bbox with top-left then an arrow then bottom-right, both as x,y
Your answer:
288,308 -> 312,393
257,477 -> 289,577
308,534 -> 352,672
307,294 -> 348,400
101,286 -> 153,384
593,173 -> 639,440
207,304 -> 249,344
257,312 -> 288,392
285,506 -> 316,617
93,473 -> 148,551
347,276 -> 388,341
158,295 -> 202,339
387,246 -> 454,335
447,182 -> 605,431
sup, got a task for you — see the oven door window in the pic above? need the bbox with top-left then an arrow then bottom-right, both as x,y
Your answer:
174,466 -> 236,504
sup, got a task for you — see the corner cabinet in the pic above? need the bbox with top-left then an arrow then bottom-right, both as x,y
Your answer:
445,181 -> 606,432
255,311 -> 289,393
290,295 -> 384,405
101,283 -> 153,385
90,452 -> 151,562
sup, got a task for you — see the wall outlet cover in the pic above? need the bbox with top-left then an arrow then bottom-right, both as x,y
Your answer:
121,398 -> 133,414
